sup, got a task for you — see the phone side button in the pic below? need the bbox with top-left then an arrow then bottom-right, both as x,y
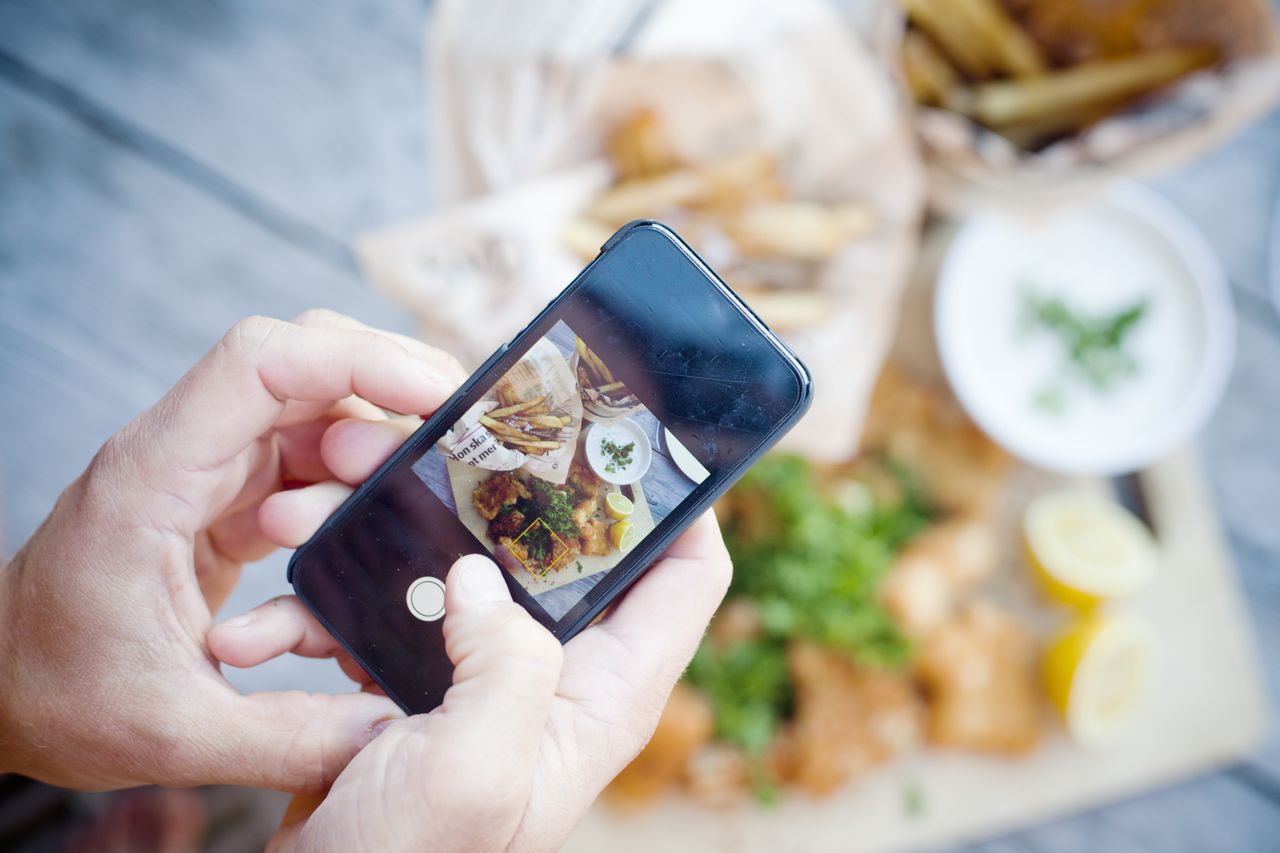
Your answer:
406,576 -> 447,622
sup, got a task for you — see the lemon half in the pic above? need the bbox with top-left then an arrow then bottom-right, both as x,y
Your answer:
605,492 -> 635,521
610,520 -> 638,552
1025,491 -> 1157,608
1044,614 -> 1155,748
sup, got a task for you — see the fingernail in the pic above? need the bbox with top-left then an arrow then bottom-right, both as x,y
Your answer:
459,557 -> 510,604
220,612 -> 255,629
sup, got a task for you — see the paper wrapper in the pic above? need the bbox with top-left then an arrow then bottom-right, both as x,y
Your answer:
867,0 -> 1280,213
436,339 -> 583,485
362,0 -> 925,461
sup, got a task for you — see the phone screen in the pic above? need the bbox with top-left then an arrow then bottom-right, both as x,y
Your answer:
291,224 -> 809,712
411,317 -> 709,624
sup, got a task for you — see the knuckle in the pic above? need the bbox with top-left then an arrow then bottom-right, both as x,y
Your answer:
222,315 -> 281,355
292,307 -> 345,327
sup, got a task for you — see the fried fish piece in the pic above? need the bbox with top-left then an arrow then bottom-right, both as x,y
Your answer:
472,471 -> 528,520
488,508 -> 527,542
917,603 -> 1040,754
580,518 -> 611,556
783,642 -> 924,794
572,495 -> 599,528
880,516 -> 1000,638
568,458 -> 601,495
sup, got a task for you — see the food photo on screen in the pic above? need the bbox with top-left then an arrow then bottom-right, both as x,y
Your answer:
412,319 -> 709,621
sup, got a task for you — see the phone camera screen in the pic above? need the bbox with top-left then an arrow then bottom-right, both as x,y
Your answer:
410,319 -> 709,623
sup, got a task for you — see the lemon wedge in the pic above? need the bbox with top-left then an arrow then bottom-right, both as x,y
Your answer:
605,492 -> 635,521
1044,613 -> 1155,747
1024,491 -> 1157,608
610,520 -> 638,552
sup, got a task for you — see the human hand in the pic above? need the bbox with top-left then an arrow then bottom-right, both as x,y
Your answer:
0,310 -> 464,793
230,513 -> 731,853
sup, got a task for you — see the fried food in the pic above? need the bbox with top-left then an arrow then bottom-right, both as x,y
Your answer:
471,471 -> 528,520
860,366 -> 1010,517
580,518 -> 611,557
607,684 -> 715,807
488,507 -> 527,541
903,29 -> 964,108
881,517 -> 1000,637
903,0 -> 1221,149
783,642 -> 925,794
917,603 -> 1040,754
571,111 -> 876,334
723,201 -> 876,261
962,47 -> 1217,127
605,110 -> 682,181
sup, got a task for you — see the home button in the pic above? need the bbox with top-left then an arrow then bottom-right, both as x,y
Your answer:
406,576 -> 446,622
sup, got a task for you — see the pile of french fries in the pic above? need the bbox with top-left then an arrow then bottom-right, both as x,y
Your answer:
481,391 -> 573,456
574,337 -> 640,417
564,112 -> 877,331
902,0 -> 1219,149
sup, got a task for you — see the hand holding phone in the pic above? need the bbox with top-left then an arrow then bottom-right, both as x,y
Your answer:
289,221 -> 811,713
269,514 -> 732,851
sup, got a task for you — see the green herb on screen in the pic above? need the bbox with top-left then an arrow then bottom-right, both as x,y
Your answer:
600,437 -> 635,474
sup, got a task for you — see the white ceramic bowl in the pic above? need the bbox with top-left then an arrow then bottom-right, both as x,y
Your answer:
584,419 -> 653,485
935,182 -> 1234,475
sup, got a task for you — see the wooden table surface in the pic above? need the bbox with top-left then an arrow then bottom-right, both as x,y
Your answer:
1,1 -> 1278,849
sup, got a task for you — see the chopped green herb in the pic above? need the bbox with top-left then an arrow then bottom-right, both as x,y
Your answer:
600,437 -> 635,474
1022,284 -> 1149,411
684,454 -> 932,797
904,781 -> 927,818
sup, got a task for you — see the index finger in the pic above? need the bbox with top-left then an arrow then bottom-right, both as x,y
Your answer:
119,315 -> 456,491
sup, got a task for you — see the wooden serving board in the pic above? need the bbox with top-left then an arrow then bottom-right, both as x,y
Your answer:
445,455 -> 656,595
565,449 -> 1268,852
563,226 -> 1269,852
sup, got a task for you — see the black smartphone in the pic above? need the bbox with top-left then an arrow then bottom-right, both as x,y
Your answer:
289,221 -> 811,714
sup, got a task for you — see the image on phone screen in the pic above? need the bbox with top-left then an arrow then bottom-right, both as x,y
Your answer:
411,319 -> 709,622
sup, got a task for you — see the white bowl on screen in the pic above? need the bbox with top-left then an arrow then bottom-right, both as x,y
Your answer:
935,182 -> 1234,476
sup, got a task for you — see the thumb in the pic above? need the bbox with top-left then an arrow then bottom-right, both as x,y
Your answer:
436,555 -> 563,767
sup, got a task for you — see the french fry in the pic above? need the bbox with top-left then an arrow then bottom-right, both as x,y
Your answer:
903,30 -> 963,108
606,110 -> 681,180
587,170 -> 705,223
904,0 -> 995,79
724,201 -> 876,261
524,403 -> 550,416
950,0 -> 1047,78
597,380 -> 627,394
738,290 -> 831,330
966,47 -> 1217,126
526,414 -> 570,428
480,416 -> 527,438
487,396 -> 544,419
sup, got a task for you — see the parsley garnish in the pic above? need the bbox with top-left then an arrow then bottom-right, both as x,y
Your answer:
600,437 -> 635,474
1023,284 -> 1149,412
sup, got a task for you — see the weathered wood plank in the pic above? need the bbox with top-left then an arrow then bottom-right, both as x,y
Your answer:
0,76 -> 409,696
0,0 -> 435,242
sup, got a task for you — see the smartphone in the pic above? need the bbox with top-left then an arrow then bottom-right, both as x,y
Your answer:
289,221 -> 811,714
